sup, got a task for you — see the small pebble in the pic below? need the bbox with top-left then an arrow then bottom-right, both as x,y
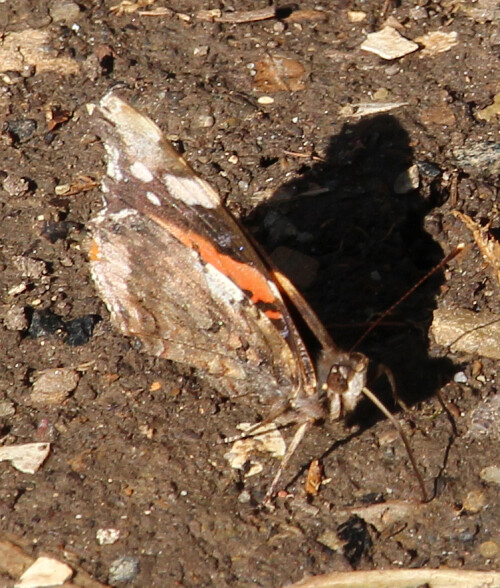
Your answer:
377,428 -> 399,446
2,175 -> 30,197
373,87 -> 390,100
193,45 -> 209,57
8,283 -> 27,296
4,305 -> 28,331
421,105 -> 456,127
108,556 -> 140,584
195,114 -> 215,128
4,119 -> 37,142
0,400 -> 16,417
384,64 -> 400,76
467,395 -> 500,440
462,489 -> 486,513
31,368 -> 80,405
49,0 -> 81,23
417,161 -> 441,179
409,6 -> 428,19
453,142 -> 500,176
55,184 -> 71,196
347,10 -> 367,22
96,528 -> 121,545
454,371 -> 468,384
480,465 -> 500,485
491,29 -> 500,47
257,96 -> 274,105
394,164 -> 420,194
317,529 -> 343,552
0,72 -> 23,84
13,256 -> 47,280
238,490 -> 251,504
479,540 -> 500,559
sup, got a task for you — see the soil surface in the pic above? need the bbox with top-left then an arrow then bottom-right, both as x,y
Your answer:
0,1 -> 499,587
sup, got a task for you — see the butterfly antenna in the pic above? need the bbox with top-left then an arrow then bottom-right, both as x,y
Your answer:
361,385 -> 428,502
351,243 -> 465,351
349,246 -> 465,502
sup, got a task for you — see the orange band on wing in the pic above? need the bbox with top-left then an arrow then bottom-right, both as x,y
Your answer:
89,240 -> 101,262
152,213 -> 283,317
264,309 -> 284,320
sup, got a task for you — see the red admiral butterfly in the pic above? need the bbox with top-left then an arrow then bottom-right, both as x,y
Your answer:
87,93 -> 373,500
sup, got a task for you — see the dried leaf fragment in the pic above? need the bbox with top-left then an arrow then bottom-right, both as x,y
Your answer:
457,0 -> 500,23
45,106 -> 72,131
15,556 -> 73,588
420,105 -> 456,126
110,0 -> 156,15
224,422 -> 286,477
453,210 -> 500,285
54,175 -> 98,196
414,31 -> 458,56
285,568 -> 500,588
0,30 -> 79,75
431,307 -> 500,359
360,26 -> 419,60
0,443 -> 50,474
0,538 -> 108,588
337,500 -> 421,533
305,459 -> 323,495
339,101 -> 408,118
284,9 -> 328,22
254,55 -> 306,92
197,7 -> 275,23
196,7 -> 327,23
476,93 -> 500,122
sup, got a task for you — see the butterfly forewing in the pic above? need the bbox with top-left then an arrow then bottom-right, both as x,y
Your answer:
89,93 -> 317,405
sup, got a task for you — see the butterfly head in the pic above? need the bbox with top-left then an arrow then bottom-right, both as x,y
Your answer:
318,349 -> 369,421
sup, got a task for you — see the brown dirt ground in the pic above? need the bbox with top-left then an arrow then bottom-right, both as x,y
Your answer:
0,1 -> 499,587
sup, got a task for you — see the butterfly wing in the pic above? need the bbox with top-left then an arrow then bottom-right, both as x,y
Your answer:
89,93 -> 316,405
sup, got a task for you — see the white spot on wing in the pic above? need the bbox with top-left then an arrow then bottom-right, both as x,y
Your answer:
163,174 -> 218,209
105,208 -> 139,222
146,191 -> 162,206
104,144 -> 122,181
203,263 -> 244,304
92,206 -> 136,225
130,161 -> 154,183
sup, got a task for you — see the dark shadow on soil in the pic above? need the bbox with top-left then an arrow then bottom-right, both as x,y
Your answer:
248,114 -> 456,421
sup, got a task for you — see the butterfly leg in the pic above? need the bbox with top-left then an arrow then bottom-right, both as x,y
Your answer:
263,419 -> 314,503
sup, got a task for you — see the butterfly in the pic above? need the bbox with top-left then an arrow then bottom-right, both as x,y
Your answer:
87,93 -> 385,501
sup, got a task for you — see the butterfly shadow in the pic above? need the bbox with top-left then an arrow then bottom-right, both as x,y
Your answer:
247,113 -> 456,431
